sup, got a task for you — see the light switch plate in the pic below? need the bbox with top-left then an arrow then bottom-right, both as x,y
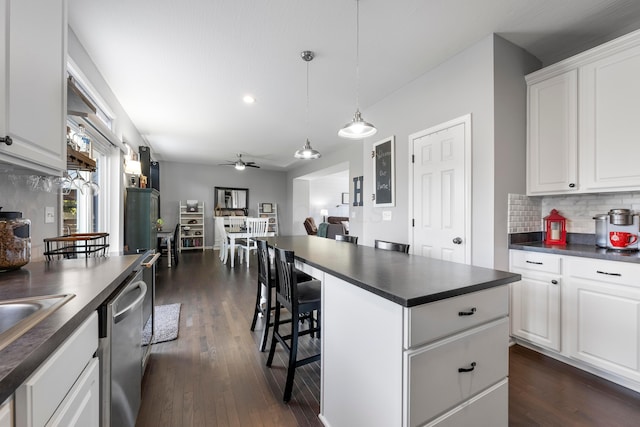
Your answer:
383,211 -> 392,221
45,206 -> 55,223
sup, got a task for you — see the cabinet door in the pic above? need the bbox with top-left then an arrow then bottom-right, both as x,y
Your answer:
47,357 -> 99,427
0,397 -> 12,427
580,43 -> 640,191
527,70 -> 578,195
567,273 -> 640,383
510,270 -> 561,351
0,0 -> 67,174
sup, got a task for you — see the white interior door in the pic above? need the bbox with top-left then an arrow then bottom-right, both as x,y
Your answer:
410,115 -> 471,263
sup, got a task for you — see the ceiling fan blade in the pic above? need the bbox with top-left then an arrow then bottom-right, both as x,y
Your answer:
246,164 -> 260,168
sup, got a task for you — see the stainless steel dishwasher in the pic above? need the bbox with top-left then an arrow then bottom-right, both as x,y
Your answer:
98,267 -> 148,427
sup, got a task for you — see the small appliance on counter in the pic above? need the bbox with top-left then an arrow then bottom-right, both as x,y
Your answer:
594,209 -> 639,251
0,208 -> 31,271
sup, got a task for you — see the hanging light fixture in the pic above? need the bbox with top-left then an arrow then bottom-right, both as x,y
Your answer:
338,0 -> 377,140
295,51 -> 322,160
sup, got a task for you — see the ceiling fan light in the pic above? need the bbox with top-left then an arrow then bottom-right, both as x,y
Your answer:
235,162 -> 246,171
338,109 -> 377,139
294,139 -> 322,159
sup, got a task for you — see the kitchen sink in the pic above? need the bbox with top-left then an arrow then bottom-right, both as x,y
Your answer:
0,294 -> 75,352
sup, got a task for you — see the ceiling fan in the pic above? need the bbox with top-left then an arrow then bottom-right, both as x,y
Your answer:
219,154 -> 260,171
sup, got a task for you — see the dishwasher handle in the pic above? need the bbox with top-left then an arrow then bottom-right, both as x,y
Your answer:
113,280 -> 148,324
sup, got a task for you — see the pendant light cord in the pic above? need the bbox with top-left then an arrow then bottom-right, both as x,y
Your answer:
355,0 -> 360,109
306,58 -> 310,140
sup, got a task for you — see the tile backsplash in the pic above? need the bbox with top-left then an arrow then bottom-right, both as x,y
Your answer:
508,191 -> 640,234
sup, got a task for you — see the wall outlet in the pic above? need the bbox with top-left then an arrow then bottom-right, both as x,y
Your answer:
383,211 -> 392,221
45,206 -> 55,224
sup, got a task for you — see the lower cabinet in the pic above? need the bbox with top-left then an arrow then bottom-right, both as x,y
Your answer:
321,271 -> 509,427
15,312 -> 99,427
566,257 -> 640,383
0,397 -> 12,427
510,249 -> 640,391
509,250 -> 562,351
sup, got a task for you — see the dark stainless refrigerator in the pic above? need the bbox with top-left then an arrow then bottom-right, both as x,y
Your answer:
124,188 -> 159,254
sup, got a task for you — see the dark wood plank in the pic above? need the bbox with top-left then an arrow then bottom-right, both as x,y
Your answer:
137,250 -> 640,427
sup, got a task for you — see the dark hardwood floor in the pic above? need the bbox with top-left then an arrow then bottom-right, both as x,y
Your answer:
136,250 -> 640,427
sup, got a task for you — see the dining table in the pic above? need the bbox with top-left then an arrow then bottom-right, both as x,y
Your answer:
226,230 -> 274,268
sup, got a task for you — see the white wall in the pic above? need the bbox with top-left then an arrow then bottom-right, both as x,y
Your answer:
288,143 -> 363,238
354,35 -> 538,269
492,36 -> 542,269
160,161 -> 288,247
308,173 -> 349,224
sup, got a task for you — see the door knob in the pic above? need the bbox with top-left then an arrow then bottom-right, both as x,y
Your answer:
453,237 -> 462,245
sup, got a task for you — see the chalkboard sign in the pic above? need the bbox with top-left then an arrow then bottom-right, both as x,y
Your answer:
373,136 -> 395,207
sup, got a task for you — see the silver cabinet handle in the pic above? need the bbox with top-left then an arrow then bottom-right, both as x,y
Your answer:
453,237 -> 462,245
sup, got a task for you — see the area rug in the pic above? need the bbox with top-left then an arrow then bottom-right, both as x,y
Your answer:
143,303 -> 181,346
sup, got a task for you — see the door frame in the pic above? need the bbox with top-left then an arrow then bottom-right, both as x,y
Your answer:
407,114 -> 472,263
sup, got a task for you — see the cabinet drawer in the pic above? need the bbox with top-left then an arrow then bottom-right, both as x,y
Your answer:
404,318 -> 509,427
425,379 -> 508,427
16,312 -> 98,427
567,256 -> 640,287
511,250 -> 561,274
404,286 -> 508,349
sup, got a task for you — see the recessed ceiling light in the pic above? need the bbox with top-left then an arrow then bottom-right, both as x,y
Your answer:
243,95 -> 256,104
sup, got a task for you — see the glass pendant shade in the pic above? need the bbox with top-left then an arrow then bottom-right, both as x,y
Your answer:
294,139 -> 322,159
338,109 -> 377,139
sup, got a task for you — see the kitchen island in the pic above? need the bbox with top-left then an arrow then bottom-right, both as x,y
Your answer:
262,236 -> 521,427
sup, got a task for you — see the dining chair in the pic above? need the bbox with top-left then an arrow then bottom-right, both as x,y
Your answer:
226,216 -> 246,232
266,247 -> 321,402
335,234 -> 358,245
250,239 -> 312,351
238,217 -> 269,269
215,218 -> 230,264
374,239 -> 410,253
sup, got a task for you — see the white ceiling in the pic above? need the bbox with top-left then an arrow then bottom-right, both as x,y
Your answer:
69,0 -> 640,171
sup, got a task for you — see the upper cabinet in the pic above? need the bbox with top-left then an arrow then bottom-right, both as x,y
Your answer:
526,29 -> 640,195
527,70 -> 578,194
0,0 -> 67,175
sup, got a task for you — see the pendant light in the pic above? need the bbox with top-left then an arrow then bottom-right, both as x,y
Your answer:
338,0 -> 377,140
295,51 -> 322,159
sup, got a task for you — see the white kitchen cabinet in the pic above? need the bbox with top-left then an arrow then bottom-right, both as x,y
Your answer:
566,257 -> 640,383
509,250 -> 562,351
526,28 -> 640,195
526,70 -> 578,195
321,271 -> 509,427
15,312 -> 99,427
0,397 -> 12,427
579,43 -> 640,192
0,0 -> 67,175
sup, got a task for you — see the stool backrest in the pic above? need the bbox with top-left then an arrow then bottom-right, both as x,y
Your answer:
374,239 -> 410,253
256,239 -> 271,288
274,247 -> 297,312
335,234 -> 358,244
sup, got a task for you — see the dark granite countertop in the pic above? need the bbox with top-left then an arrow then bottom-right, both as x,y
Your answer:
0,255 -> 142,403
509,232 -> 640,264
262,236 -> 520,307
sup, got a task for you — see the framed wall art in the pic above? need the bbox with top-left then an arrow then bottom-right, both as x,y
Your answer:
372,136 -> 395,207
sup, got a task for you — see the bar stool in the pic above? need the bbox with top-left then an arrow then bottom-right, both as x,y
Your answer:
266,247 -> 321,402
250,239 -> 311,352
335,234 -> 358,244
374,239 -> 410,253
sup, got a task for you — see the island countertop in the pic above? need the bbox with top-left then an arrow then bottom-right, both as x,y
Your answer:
261,236 -> 520,307
0,255 -> 142,403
